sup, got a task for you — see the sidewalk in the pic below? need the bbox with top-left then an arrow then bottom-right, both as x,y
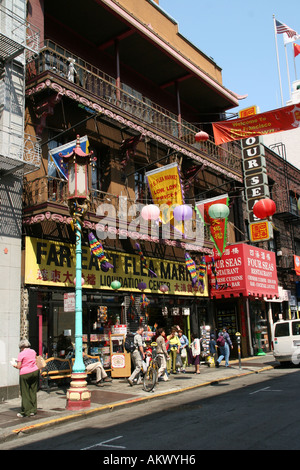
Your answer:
0,354 -> 276,444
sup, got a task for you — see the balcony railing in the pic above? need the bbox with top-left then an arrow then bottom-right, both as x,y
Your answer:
26,41 -> 242,175
0,125 -> 41,175
23,176 -> 211,243
0,4 -> 40,62
272,190 -> 300,224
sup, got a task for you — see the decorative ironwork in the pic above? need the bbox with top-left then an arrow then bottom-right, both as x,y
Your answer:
26,41 -> 242,181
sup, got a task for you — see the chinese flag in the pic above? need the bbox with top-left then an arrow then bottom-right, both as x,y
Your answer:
294,43 -> 300,58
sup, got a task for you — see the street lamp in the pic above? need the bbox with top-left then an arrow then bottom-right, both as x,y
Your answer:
61,135 -> 94,410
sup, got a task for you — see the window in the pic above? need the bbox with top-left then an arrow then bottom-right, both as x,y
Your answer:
295,239 -> 300,256
274,322 -> 290,337
292,321 -> 300,336
289,193 -> 299,215
134,169 -> 146,202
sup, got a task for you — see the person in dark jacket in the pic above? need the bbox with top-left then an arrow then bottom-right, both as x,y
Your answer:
209,334 -> 218,367
216,327 -> 233,368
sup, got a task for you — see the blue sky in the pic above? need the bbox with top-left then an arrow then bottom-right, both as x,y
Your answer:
158,0 -> 300,116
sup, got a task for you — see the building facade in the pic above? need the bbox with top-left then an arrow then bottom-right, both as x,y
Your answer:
22,0 -> 249,364
12,0 -> 299,383
0,0 -> 40,400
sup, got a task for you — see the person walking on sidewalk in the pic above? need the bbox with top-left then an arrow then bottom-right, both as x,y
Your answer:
178,329 -> 189,373
190,333 -> 201,374
167,328 -> 181,374
216,327 -> 233,368
156,328 -> 169,381
13,339 -> 39,418
209,334 -> 218,367
127,326 -> 145,386
83,350 -> 112,387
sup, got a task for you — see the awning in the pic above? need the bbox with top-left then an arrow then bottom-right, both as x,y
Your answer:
207,243 -> 279,300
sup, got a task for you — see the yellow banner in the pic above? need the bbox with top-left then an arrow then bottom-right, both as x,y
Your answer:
25,237 -> 208,297
146,162 -> 184,225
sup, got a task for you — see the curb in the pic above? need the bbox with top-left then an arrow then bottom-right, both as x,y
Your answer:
0,363 -> 274,444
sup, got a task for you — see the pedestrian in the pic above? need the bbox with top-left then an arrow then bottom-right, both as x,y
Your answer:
12,339 -> 39,418
127,326 -> 145,386
209,334 -> 218,367
156,328 -> 169,381
167,327 -> 181,374
216,327 -> 233,368
178,329 -> 189,373
83,349 -> 112,387
190,333 -> 201,374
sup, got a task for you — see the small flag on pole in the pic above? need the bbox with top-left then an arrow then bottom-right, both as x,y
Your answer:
275,19 -> 297,38
294,43 -> 300,58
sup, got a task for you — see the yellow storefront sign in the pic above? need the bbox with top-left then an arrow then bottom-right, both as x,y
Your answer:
25,237 -> 208,296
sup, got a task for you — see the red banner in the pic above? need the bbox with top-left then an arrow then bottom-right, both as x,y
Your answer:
294,255 -> 300,276
207,244 -> 278,299
195,195 -> 229,256
213,103 -> 300,145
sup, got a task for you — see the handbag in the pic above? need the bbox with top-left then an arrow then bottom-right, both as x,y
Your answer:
36,355 -> 46,370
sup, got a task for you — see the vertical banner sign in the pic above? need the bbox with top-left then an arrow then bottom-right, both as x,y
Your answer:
242,136 -> 273,242
195,194 -> 229,256
145,162 -> 184,234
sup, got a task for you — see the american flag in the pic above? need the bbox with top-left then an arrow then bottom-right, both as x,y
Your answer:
276,20 -> 297,38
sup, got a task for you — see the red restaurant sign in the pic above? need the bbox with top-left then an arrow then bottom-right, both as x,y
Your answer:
208,244 -> 278,299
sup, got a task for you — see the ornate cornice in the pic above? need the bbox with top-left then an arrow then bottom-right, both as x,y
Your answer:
22,210 -> 213,254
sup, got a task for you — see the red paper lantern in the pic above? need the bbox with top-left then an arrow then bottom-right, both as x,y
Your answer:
195,131 -> 209,142
253,198 -> 276,219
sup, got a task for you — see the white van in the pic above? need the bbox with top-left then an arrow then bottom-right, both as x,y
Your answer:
273,320 -> 300,364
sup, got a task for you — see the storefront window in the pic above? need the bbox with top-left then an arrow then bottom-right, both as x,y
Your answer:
249,300 -> 270,353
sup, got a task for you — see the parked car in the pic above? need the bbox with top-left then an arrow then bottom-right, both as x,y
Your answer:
273,320 -> 300,365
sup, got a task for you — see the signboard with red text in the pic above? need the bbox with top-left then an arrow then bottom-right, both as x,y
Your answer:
207,244 -> 278,299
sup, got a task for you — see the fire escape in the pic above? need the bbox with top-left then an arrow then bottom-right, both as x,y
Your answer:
0,4 -> 41,176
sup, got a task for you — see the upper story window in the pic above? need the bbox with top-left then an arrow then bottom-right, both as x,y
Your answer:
289,192 -> 299,215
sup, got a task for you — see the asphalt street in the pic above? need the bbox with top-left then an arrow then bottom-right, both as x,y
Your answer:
1,364 -> 299,451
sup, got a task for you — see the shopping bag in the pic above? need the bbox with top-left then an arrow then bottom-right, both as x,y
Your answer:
175,353 -> 182,368
181,348 -> 187,358
36,355 -> 46,370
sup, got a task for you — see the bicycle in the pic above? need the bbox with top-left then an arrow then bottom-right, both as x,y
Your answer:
143,342 -> 159,392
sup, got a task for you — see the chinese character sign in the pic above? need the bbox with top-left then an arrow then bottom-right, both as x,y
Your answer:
207,244 -> 278,299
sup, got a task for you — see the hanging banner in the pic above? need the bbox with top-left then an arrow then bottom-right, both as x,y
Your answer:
212,103 -> 300,145
146,162 -> 184,221
145,162 -> 185,236
195,194 -> 229,256
48,135 -> 90,179
294,255 -> 300,276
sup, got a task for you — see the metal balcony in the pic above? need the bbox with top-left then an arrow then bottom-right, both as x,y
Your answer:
0,4 -> 40,64
271,188 -> 300,225
0,126 -> 41,176
26,41 -> 242,179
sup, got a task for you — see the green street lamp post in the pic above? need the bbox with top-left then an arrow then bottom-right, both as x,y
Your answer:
62,135 -> 93,410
